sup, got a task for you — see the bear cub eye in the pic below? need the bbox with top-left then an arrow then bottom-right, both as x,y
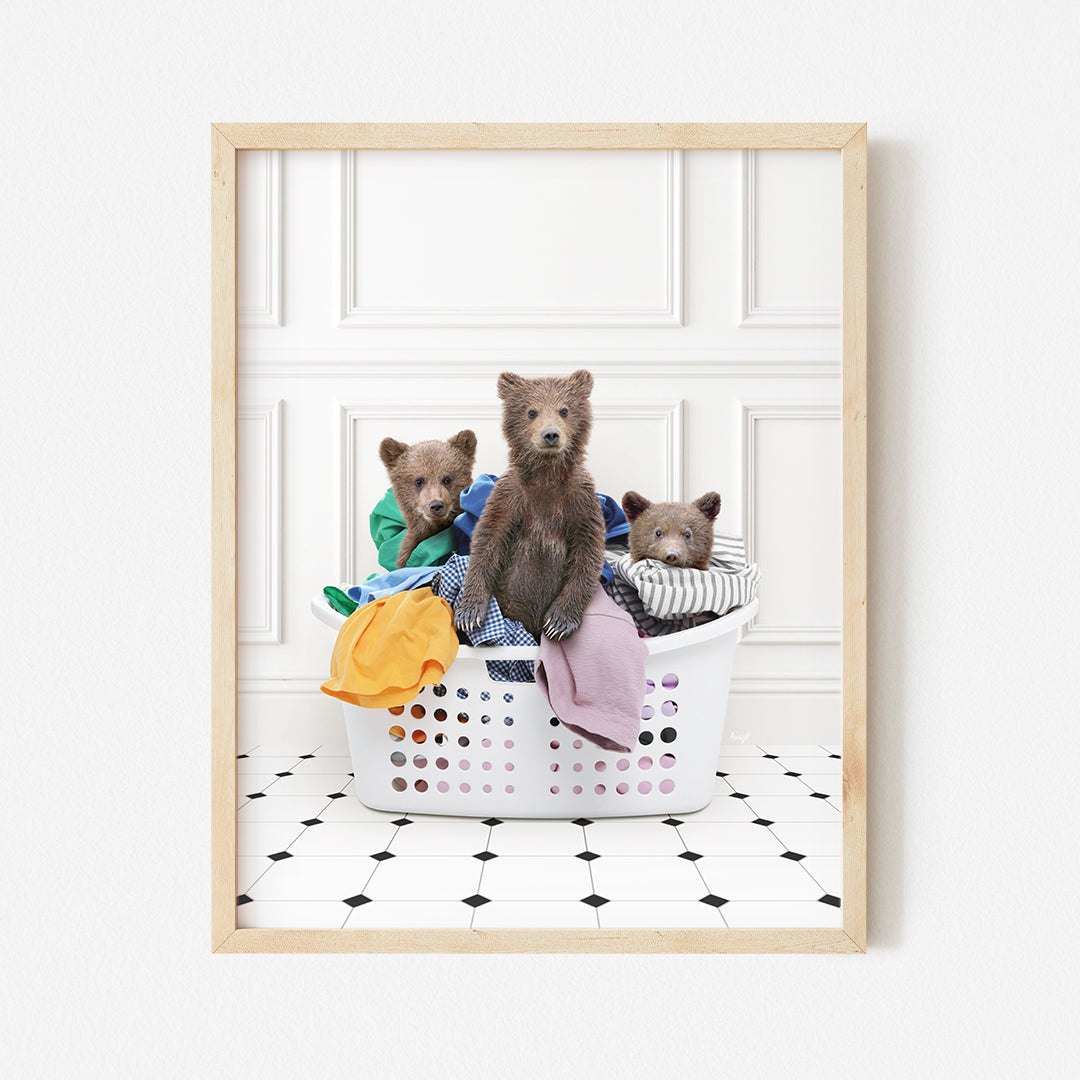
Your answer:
527,408 -> 538,420
655,529 -> 663,538
559,407 -> 569,418
442,475 -> 452,486
683,530 -> 692,540
414,477 -> 424,489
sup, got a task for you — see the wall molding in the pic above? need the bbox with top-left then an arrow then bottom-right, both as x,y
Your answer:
739,399 -> 841,644
338,149 -> 684,328
739,150 -> 840,329
338,398 -> 685,584
238,399 -> 283,643
730,673 -> 841,695
239,150 -> 283,328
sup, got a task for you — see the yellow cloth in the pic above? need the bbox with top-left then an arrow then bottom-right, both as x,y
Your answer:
320,587 -> 459,709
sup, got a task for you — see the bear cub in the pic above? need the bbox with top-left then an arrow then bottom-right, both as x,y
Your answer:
456,369 -> 605,641
622,490 -> 722,570
379,430 -> 477,568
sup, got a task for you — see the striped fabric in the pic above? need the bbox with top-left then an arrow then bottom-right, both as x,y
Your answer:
603,533 -> 760,637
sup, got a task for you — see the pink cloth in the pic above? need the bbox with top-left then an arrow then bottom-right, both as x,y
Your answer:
535,587 -> 649,753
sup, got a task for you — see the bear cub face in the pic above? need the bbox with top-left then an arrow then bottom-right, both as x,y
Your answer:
380,430 -> 477,564
622,490 -> 722,570
497,369 -> 594,468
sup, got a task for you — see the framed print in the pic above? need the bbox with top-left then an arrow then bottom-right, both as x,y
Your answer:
212,123 -> 867,953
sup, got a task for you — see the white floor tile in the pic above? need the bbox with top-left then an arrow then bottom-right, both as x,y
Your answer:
317,796 -> 403,823
759,745 -> 832,757
676,796 -> 757,823
471,901 -> 599,928
362,856 -> 483,902
800,856 -> 842,896
584,821 -> 685,856
800,774 -> 842,797
478,856 -> 593,901
246,855 -> 377,901
237,756 -> 301,775
236,795 -> 332,823
741,794 -> 842,823
486,821 -> 585,856
237,821 -> 306,858
388,821 -> 492,856
244,744 -> 321,757
589,856 -> 707,902
343,901 -> 474,928
237,856 -> 274,894
720,901 -> 841,928
696,856 -> 824,901
237,775 -> 281,805
678,822 -> 786,857
597,901 -> 725,928
775,755 -> 841,774
286,822 -> 398,857
768,822 -> 842,857
715,757 -> 788,775
262,773 -> 352,797
721,774 -> 815,796
714,744 -> 772,756
821,745 -> 842,755
288,756 -> 355,775
238,900 -> 349,929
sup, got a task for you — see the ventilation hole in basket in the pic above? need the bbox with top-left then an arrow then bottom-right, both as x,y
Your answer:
480,715 -> 492,724
549,717 -> 560,727
437,781 -> 449,793
550,763 -> 559,772
550,785 -> 560,794
456,687 -> 468,699
503,716 -> 514,726
459,759 -> 471,770
432,684 -> 447,697
480,691 -> 491,701
505,762 -> 515,772
388,705 -> 405,716
660,727 -> 677,743
503,692 -> 514,703
641,705 -> 655,721
457,712 -> 469,723
661,673 -> 679,689
413,755 -> 427,768
550,740 -> 560,750
594,761 -> 607,772
572,785 -> 582,795
390,752 -> 406,767
411,730 -> 426,744
573,762 -> 582,772
572,739 -> 583,749
436,757 -> 449,770
458,735 -> 470,747
645,679 -> 655,695
434,732 -> 446,745
659,754 -> 676,769
639,756 -> 654,770
661,700 -> 678,717
616,758 -> 630,771
594,784 -> 606,795
392,777 -> 407,792
460,782 -> 470,792
639,731 -> 654,746
659,779 -> 675,794
388,725 -> 405,742
505,785 -> 514,794
616,783 -> 629,795
482,761 -> 492,771
411,704 -> 426,719
638,780 -> 652,794
481,738 -> 492,748
415,779 -> 428,792
504,739 -> 514,749
434,709 -> 447,722
483,784 -> 492,793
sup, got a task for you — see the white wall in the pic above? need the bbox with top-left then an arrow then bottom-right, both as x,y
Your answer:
3,2 -> 1077,1078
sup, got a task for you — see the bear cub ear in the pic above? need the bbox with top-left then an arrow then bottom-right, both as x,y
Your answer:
694,491 -> 722,521
448,429 -> 477,463
497,372 -> 525,400
568,368 -> 594,396
622,490 -> 652,521
379,437 -> 409,469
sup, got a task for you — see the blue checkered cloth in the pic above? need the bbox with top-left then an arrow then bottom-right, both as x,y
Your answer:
431,554 -> 537,682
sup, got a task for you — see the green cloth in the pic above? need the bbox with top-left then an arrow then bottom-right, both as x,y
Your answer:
370,487 -> 458,572
323,585 -> 358,617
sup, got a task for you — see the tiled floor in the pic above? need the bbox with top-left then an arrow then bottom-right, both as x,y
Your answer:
236,743 -> 842,929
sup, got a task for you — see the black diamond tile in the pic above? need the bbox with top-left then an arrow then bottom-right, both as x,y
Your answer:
246,792 -> 266,800
763,754 -> 778,759
236,894 -> 253,905
729,792 -> 749,800
473,851 -> 498,861
752,818 -> 774,827
678,851 -> 703,862
819,894 -> 841,908
581,894 -> 609,908
482,818 -> 503,827
267,851 -> 293,861
809,792 -> 830,800
391,818 -> 412,826
236,754 -> 249,759
371,850 -> 395,861
299,754 -> 315,759
784,771 -> 802,777
575,851 -> 600,862
344,894 -> 371,908
275,771 -> 293,777
463,894 -> 490,908
660,817 -> 683,826
829,754 -> 841,759
716,772 -> 729,778
571,818 -> 594,827
781,850 -> 806,861
326,792 -> 347,799
700,894 -> 728,908
300,818 -> 323,827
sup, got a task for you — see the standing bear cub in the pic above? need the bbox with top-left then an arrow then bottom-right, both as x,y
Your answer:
622,490 -> 722,570
379,430 -> 477,568
456,370 -> 605,641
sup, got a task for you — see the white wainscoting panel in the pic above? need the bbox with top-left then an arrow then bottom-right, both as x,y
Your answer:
238,150 -> 283,328
740,150 -> 840,327
237,400 -> 283,643
340,149 -> 682,327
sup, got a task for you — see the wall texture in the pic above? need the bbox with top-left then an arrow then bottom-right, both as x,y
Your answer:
2,2 -> 1076,1077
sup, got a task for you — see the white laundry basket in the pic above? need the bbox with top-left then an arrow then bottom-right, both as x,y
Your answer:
311,592 -> 757,819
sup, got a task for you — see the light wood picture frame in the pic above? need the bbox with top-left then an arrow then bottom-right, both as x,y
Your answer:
211,122 -> 867,954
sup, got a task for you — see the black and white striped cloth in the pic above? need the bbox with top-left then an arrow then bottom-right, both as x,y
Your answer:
602,534 -> 760,637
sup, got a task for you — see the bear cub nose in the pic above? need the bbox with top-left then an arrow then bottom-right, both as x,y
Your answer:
542,428 -> 561,446
664,550 -> 681,564
428,500 -> 445,515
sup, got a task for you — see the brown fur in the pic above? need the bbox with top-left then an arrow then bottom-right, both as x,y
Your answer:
456,370 -> 605,641
379,430 -> 477,568
622,490 -> 721,570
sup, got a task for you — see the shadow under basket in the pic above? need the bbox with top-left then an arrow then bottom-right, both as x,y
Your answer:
311,592 -> 758,819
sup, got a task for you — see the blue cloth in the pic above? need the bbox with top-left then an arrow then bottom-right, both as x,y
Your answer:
346,566 -> 438,608
431,554 -> 537,683
451,474 -> 625,583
